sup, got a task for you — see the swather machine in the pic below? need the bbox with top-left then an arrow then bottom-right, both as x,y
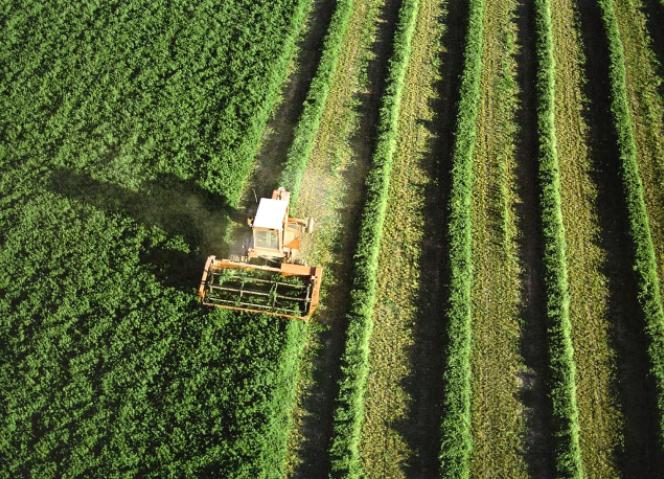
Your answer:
198,188 -> 323,320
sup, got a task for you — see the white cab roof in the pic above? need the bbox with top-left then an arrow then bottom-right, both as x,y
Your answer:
253,198 -> 287,230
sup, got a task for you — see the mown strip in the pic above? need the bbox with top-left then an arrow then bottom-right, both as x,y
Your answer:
280,0 -> 355,203
325,1 -> 419,476
468,0 -> 526,474
437,0 -> 484,477
597,0 -> 664,451
533,0 -> 583,477
357,0 -> 449,474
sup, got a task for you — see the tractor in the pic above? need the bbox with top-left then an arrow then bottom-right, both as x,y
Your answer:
198,188 -> 323,320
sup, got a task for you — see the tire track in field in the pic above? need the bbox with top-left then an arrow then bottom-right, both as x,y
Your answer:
282,0 -> 402,476
356,0 -> 466,476
572,0 -> 662,476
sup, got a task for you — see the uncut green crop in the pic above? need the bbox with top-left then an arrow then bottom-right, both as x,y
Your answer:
0,0 -> 310,476
0,0 -> 307,206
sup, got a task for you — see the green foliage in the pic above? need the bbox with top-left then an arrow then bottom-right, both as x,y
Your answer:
597,0 -> 664,452
0,0 -> 310,207
246,318 -> 307,478
438,0 -> 485,477
0,196 -> 293,477
533,0 -> 583,476
214,2 -> 367,476
326,1 -> 420,477
281,0 -> 355,202
0,0 -> 313,476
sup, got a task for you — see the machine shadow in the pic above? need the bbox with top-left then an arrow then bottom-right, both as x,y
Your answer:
49,167 -> 243,292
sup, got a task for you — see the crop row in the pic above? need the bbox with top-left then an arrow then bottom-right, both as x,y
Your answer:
533,0 -> 583,476
324,1 -> 420,477
437,0 -> 484,476
596,0 -> 664,452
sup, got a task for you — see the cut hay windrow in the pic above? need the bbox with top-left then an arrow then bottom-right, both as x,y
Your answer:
533,0 -> 583,476
437,0 -> 484,476
281,0 -> 355,204
597,0 -> 664,454
326,1 -> 420,477
221,1 -> 363,476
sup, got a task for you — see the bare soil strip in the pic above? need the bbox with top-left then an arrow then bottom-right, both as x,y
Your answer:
356,0 -> 466,476
573,0 -> 663,476
469,0 -> 532,475
281,0 -> 403,476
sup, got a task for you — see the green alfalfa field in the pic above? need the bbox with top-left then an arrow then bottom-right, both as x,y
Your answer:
1,0 -> 663,478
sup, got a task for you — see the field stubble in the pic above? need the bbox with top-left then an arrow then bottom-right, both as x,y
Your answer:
573,0 -> 663,475
469,0 -> 531,475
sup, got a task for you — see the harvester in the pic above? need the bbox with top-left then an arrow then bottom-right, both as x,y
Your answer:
198,187 -> 323,320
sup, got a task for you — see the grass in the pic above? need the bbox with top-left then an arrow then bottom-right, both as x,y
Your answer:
437,0 -> 485,476
598,0 -> 664,451
467,0 -> 530,476
549,0 -> 624,476
0,1 -> 314,476
533,0 -> 583,476
357,0 -> 448,476
325,1 -> 420,477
